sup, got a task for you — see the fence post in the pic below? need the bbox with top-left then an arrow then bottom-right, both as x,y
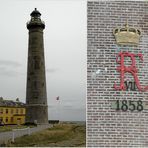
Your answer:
28,127 -> 30,135
12,130 -> 15,142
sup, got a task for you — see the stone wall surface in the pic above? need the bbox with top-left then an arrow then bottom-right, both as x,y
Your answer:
26,15 -> 48,124
87,1 -> 148,147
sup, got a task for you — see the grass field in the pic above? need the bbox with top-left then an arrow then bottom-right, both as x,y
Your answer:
7,123 -> 86,147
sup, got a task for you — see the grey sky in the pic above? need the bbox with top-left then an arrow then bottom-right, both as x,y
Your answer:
0,0 -> 86,121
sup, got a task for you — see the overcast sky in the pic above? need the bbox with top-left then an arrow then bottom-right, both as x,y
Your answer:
0,0 -> 86,121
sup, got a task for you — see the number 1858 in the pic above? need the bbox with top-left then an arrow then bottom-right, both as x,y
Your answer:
116,100 -> 143,111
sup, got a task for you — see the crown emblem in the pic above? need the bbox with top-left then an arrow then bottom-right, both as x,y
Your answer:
113,21 -> 141,45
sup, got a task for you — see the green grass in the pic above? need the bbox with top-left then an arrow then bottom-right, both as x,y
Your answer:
7,123 -> 86,147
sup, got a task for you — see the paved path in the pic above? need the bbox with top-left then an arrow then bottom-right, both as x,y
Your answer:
0,124 -> 52,145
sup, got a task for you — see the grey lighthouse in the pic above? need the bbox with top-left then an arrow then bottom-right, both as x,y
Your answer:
26,8 -> 48,124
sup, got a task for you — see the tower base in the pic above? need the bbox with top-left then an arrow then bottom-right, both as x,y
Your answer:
25,105 -> 48,124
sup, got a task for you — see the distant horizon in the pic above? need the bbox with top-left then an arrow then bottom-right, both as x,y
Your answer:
57,120 -> 86,122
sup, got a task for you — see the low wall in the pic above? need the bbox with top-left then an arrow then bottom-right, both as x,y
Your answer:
0,124 -> 52,145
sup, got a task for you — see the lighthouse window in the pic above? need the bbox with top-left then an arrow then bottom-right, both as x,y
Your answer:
34,81 -> 37,90
33,92 -> 39,99
34,61 -> 40,69
33,56 -> 40,69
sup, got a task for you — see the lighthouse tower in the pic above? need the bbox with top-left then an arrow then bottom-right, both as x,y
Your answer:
26,8 -> 48,124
